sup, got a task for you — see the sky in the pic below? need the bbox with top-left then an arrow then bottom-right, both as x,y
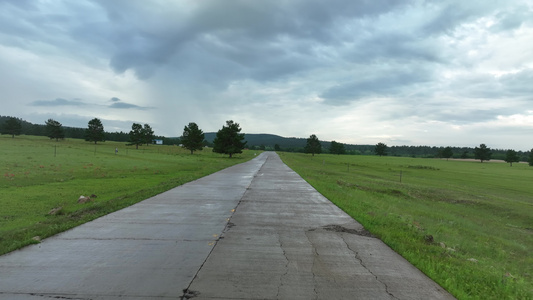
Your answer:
1,0 -> 532,150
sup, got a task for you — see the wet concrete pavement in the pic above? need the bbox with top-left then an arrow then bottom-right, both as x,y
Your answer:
0,152 -> 455,299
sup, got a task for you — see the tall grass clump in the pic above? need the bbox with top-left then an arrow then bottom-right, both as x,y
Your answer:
0,135 -> 258,255
280,152 -> 532,300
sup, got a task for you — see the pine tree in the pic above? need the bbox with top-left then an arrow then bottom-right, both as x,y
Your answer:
45,119 -> 64,141
305,134 -> 321,156
474,144 -> 491,163
128,123 -> 144,149
1,117 -> 22,138
213,120 -> 246,158
181,122 -> 205,154
375,142 -> 388,157
142,124 -> 154,145
85,118 -> 105,144
504,149 -> 519,167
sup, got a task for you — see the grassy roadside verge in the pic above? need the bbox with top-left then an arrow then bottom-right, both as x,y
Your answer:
279,152 -> 532,300
0,135 -> 259,255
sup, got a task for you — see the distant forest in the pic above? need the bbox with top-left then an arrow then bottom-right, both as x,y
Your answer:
1,115 -> 530,161
205,133 -> 530,161
0,115 -> 179,145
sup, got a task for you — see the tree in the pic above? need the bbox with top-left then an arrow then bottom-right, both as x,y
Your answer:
441,146 -> 453,160
375,142 -> 388,156
305,134 -> 321,156
142,124 -> 154,145
128,123 -> 144,149
181,122 -> 205,154
474,143 -> 492,163
274,144 -> 281,151
212,120 -> 246,158
1,117 -> 22,138
330,140 -> 346,155
45,119 -> 64,141
85,118 -> 105,144
529,148 -> 533,167
504,149 -> 520,167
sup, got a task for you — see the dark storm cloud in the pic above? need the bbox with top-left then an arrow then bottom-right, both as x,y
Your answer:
319,66 -> 433,104
1,0 -> 532,150
89,0 -> 411,81
30,98 -> 86,107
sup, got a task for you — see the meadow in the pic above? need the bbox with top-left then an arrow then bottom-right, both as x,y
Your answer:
280,152 -> 533,299
0,135 -> 257,255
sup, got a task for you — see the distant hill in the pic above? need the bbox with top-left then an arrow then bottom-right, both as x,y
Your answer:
204,132 -> 311,150
204,132 -> 379,154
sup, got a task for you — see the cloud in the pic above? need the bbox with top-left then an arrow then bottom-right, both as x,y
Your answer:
30,98 -> 86,107
108,97 -> 153,110
319,65 -> 434,105
109,102 -> 144,109
90,0 -> 412,82
1,0 -> 533,151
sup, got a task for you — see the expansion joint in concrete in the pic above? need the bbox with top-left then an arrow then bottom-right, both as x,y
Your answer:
180,155 -> 270,299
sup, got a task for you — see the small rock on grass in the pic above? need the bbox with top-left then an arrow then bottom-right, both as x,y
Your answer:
77,195 -> 92,204
48,207 -> 63,215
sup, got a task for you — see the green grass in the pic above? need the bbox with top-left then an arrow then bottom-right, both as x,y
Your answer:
279,153 -> 533,300
0,135 -> 258,255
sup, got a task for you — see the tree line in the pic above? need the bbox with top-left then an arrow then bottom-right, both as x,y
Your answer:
0,116 -> 246,158
302,134 -> 533,166
2,115 -> 532,164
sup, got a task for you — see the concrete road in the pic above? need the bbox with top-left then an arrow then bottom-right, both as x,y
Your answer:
0,152 -> 455,299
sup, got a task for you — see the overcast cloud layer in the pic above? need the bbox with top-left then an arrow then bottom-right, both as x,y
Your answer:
1,0 -> 532,150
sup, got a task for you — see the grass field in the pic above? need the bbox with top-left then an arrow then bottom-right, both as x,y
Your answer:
0,135 -> 258,256
280,153 -> 532,300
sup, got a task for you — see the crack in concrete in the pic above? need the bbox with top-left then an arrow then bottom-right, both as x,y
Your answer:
304,230 -> 319,300
339,233 -> 399,300
0,292 -> 92,299
276,232 -> 290,299
31,294 -> 91,300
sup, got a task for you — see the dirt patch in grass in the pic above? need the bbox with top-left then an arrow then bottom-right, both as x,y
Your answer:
322,224 -> 374,237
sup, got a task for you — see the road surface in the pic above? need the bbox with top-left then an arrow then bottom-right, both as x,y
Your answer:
0,152 -> 455,299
